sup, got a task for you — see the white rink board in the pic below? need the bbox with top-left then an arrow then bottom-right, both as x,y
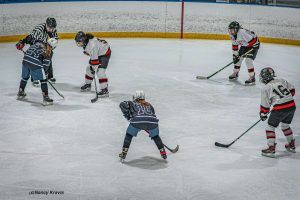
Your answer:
1,1 -> 300,40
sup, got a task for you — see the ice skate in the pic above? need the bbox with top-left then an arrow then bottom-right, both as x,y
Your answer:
80,83 -> 91,92
229,72 -> 238,81
97,88 -> 109,98
42,95 -> 53,106
48,77 -> 56,84
17,90 -> 26,100
245,75 -> 256,86
285,139 -> 296,153
261,144 -> 276,158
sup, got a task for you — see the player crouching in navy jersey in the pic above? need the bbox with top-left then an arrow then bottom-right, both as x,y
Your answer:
119,91 -> 167,161
17,38 -> 57,106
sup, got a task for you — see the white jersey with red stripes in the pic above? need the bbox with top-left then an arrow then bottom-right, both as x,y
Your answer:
84,38 -> 110,66
231,28 -> 259,51
260,78 -> 296,114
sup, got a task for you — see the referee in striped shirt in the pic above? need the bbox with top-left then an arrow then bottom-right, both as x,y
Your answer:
16,17 -> 58,86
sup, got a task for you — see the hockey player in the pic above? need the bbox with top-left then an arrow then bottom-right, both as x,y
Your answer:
259,67 -> 296,157
228,21 -> 260,85
119,91 -> 167,161
17,38 -> 57,106
74,31 -> 111,97
16,17 -> 58,86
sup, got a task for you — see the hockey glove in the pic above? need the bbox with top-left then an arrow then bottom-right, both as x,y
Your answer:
259,112 -> 268,121
120,101 -> 133,120
233,54 -> 240,64
16,40 -> 25,50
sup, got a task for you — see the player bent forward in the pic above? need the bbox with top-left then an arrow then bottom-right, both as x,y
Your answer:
16,17 -> 58,86
259,67 -> 296,157
228,21 -> 260,85
119,91 -> 167,161
75,31 -> 111,97
17,39 -> 57,105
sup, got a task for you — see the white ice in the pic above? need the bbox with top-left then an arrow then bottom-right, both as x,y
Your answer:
0,39 -> 299,200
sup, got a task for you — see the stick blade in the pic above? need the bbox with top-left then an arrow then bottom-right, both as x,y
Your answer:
170,145 -> 179,153
91,96 -> 98,103
196,76 -> 208,80
215,142 -> 230,148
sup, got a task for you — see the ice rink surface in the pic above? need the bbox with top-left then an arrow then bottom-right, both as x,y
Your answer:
0,38 -> 299,200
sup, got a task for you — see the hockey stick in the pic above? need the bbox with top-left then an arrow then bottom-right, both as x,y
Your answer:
164,144 -> 179,153
48,80 -> 64,99
196,48 -> 254,80
20,49 -> 64,99
91,76 -> 98,103
215,118 -> 262,148
145,131 -> 179,153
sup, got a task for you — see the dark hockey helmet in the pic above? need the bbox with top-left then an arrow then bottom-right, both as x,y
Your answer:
75,31 -> 86,47
228,21 -> 240,35
259,67 -> 276,84
46,17 -> 57,29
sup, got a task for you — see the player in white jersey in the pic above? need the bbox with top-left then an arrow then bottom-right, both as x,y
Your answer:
75,31 -> 111,97
228,21 -> 260,85
259,67 -> 296,157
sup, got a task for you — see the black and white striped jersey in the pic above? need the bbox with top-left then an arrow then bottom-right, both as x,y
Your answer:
23,23 -> 58,45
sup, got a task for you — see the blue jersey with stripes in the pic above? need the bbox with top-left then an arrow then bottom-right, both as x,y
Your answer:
22,43 -> 51,70
120,100 -> 159,130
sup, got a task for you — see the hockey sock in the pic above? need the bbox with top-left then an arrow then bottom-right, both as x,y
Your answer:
123,133 -> 133,149
233,65 -> 240,73
266,124 -> 276,146
245,58 -> 255,77
281,123 -> 294,143
97,68 -> 108,89
40,79 -> 48,96
19,78 -> 28,91
152,135 -> 164,150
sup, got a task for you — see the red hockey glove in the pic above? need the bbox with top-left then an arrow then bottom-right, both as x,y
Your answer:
16,40 -> 25,50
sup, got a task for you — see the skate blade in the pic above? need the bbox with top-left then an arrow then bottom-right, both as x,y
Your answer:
244,82 -> 256,86
16,96 -> 27,100
229,78 -> 238,81
42,101 -> 54,106
98,94 -> 109,98
286,148 -> 296,153
261,152 -> 276,158
80,88 -> 91,92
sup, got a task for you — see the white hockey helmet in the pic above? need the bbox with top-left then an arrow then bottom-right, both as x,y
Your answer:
133,90 -> 145,100
47,38 -> 58,49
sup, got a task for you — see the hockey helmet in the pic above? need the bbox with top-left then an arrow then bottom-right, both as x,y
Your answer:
259,67 -> 275,84
46,17 -> 57,29
228,21 -> 240,35
75,31 -> 86,47
133,90 -> 145,101
47,38 -> 58,49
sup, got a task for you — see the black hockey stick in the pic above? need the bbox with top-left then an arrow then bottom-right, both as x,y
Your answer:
215,118 -> 262,148
196,48 -> 254,80
91,76 -> 98,103
145,131 -> 179,153
20,50 -> 64,99
48,80 -> 64,99
164,144 -> 179,153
